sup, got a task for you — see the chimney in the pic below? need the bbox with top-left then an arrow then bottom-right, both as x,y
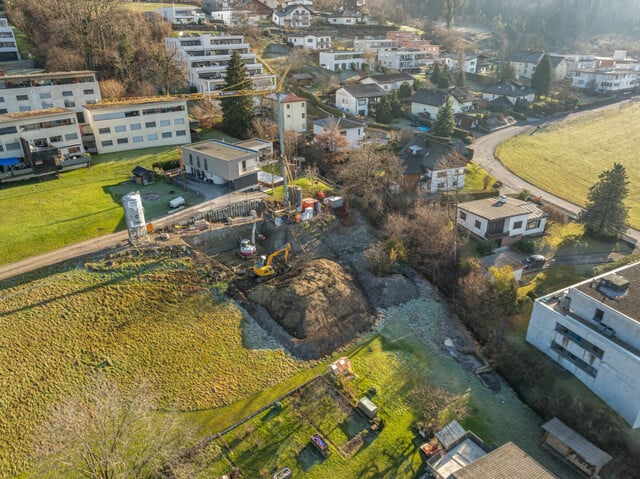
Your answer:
497,194 -> 507,205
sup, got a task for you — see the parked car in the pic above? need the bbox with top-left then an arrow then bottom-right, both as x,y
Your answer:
273,467 -> 292,479
525,255 -> 546,268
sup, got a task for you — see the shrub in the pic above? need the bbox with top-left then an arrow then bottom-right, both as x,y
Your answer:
517,189 -> 530,201
475,239 -> 496,257
541,204 -> 569,224
152,159 -> 181,171
364,243 -> 400,276
513,237 -> 535,254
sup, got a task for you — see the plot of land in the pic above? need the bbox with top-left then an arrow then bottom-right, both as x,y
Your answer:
496,102 -> 640,228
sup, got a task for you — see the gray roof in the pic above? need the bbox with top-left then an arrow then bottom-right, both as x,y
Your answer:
453,442 -> 558,479
483,80 -> 535,98
183,139 -> 259,162
411,87 -> 476,107
489,96 -> 515,108
509,51 -> 565,67
367,72 -> 414,84
274,3 -> 312,15
458,197 -> 546,221
542,418 -> 612,468
399,135 -> 467,175
341,83 -> 387,99
435,420 -> 467,449
313,116 -> 365,130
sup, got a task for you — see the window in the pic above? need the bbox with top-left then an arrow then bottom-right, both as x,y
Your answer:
6,142 -> 21,151
0,109 -> 6,114
62,91 -> 73,97
159,119 -> 171,127
204,158 -> 208,170
526,219 -> 542,230
0,126 -> 17,135
130,123 -> 141,130
16,94 -> 28,101
513,221 -> 523,229
114,125 -> 126,132
474,220 -> 481,229
0,96 -> 4,102
145,121 -> 156,128
132,135 -> 144,143
174,118 -> 185,125
459,211 -> 467,220
117,138 -> 129,144
98,127 -> 111,134
197,158 -> 201,168
33,138 -> 48,148
19,106 -> 31,112
176,130 -> 187,136
161,131 -> 172,138
65,133 -> 78,141
147,133 -> 158,141
301,113 -> 305,118
40,92 -> 52,99
42,101 -> 54,108
49,135 -> 63,143
594,309 -> 604,322
241,160 -> 247,172
101,140 -> 113,147
83,89 -> 95,95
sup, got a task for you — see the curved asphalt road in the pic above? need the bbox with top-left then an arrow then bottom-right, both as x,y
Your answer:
471,102 -> 640,245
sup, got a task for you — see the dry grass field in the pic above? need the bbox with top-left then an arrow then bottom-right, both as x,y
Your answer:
496,102 -> 640,228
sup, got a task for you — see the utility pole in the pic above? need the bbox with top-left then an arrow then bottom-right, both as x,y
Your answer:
277,92 -> 289,208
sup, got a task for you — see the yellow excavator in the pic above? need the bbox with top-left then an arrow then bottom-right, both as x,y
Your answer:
252,243 -> 291,279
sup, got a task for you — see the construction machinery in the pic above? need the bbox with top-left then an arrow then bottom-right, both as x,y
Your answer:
252,242 -> 291,278
238,223 -> 258,259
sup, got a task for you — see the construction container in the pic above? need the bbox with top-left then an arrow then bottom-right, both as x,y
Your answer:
302,197 -> 317,211
325,196 -> 343,208
302,206 -> 314,221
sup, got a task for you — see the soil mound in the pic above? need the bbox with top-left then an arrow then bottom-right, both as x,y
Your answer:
247,258 -> 374,356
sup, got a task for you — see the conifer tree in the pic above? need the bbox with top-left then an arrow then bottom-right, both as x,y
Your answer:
221,50 -> 253,139
432,96 -> 455,138
580,163 -> 629,240
531,54 -> 552,97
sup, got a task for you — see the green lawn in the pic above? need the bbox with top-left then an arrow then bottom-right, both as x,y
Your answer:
463,162 -> 497,191
0,144 -> 190,266
496,102 -> 640,228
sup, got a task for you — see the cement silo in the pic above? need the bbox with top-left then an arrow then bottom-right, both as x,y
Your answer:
122,191 -> 147,243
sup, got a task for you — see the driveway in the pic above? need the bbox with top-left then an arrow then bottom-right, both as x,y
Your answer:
182,176 -> 229,201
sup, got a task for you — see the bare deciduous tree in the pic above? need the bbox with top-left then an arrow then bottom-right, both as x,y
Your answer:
99,79 -> 127,99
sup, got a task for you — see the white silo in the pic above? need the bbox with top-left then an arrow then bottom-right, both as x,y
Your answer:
122,191 -> 147,243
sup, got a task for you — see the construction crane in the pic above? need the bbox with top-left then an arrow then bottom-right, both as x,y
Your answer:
251,242 -> 291,279
96,63 -> 293,207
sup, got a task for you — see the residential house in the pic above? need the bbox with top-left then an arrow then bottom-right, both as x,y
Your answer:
410,87 -> 477,118
353,37 -> 397,52
457,195 -> 547,246
264,93 -> 307,132
454,113 -> 479,130
291,72 -> 314,86
287,32 -> 331,50
526,261 -> 640,428
398,135 -> 467,192
82,99 -> 190,154
360,72 -> 414,92
478,250 -> 526,281
165,34 -> 271,92
155,6 -> 207,24
224,0 -> 274,26
0,18 -> 20,61
377,48 -> 427,71
272,4 -> 313,28
312,116 -> 365,148
481,80 -> 536,108
181,139 -> 261,190
563,54 -> 597,75
327,12 -> 363,25
0,108 -> 85,163
234,138 -> 273,164
335,84 -> 386,116
385,31 -> 418,43
342,0 -> 365,11
572,69 -> 639,92
441,53 -> 478,73
427,421 -> 557,479
509,51 -> 568,81
0,71 -> 100,120
401,40 -> 439,58
319,50 -> 365,71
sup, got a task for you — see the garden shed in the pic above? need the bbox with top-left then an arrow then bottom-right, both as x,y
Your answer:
542,417 -> 612,478
132,166 -> 155,185
358,397 -> 378,419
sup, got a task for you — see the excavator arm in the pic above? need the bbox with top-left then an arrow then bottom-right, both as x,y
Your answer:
252,243 -> 291,278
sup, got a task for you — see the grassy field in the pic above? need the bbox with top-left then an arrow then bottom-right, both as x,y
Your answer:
124,2 -> 197,13
496,102 -> 640,228
0,253 -> 314,478
0,144 -> 189,266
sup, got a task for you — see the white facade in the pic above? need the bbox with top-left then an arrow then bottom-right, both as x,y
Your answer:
441,54 -> 478,73
360,74 -> 414,92
272,5 -> 312,28
328,13 -> 362,25
0,71 -> 100,116
572,69 -> 639,92
422,167 -> 466,193
353,38 -> 396,52
335,84 -> 386,116
319,51 -> 365,71
457,197 -> 546,245
312,117 -> 365,148
156,7 -> 207,24
83,100 -> 190,154
410,92 -> 474,119
377,49 -> 427,71
165,34 -> 265,92
0,108 -> 84,161
0,18 -> 20,61
287,33 -> 331,50
266,93 -> 307,132
526,263 -> 640,428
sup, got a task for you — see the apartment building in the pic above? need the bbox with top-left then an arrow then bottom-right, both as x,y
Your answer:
319,51 -> 365,71
165,34 -> 268,92
353,37 -> 396,52
265,93 -> 307,132
156,7 -> 207,24
572,69 -> 639,92
0,108 -> 84,162
82,99 -> 190,154
0,18 -> 20,61
377,48 -> 427,71
526,262 -> 640,428
0,71 -> 100,119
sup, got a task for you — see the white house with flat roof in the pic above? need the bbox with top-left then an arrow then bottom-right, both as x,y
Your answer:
527,262 -> 640,428
156,6 -> 207,24
319,51 -> 365,71
0,71 -> 100,119
0,18 -> 20,61
0,108 -> 84,162
377,48 -> 427,71
83,99 -> 190,154
265,93 -> 307,132
572,69 -> 639,92
181,139 -> 261,190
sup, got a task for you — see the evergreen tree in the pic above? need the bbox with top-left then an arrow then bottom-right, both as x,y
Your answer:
531,54 -> 552,97
430,63 -> 441,85
375,95 -> 393,124
221,50 -> 253,139
432,96 -> 455,138
579,163 -> 629,240
438,74 -> 451,89
455,69 -> 465,87
398,81 -> 413,98
497,61 -> 516,81
390,91 -> 402,118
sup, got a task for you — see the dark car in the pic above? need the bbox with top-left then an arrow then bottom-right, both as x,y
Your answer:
525,255 -> 546,268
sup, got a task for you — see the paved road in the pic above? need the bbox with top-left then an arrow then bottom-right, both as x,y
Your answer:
0,190 -> 267,282
471,102 -> 640,245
